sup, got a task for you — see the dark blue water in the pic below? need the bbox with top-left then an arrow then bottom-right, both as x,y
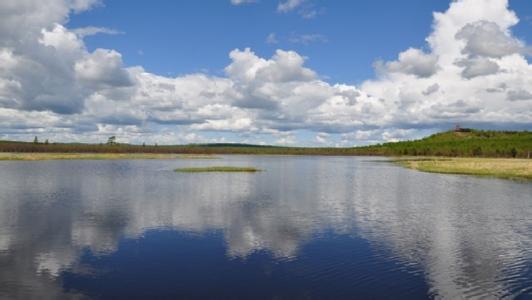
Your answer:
0,156 -> 531,299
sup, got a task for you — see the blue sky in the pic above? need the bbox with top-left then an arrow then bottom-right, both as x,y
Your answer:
0,0 -> 531,145
70,0 -> 532,84
69,1 -> 449,83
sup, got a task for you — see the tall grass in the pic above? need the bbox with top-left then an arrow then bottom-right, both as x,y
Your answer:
395,157 -> 532,180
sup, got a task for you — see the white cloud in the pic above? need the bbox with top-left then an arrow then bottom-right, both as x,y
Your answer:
72,26 -> 123,38
507,89 -> 532,101
289,33 -> 327,45
274,131 -> 296,145
277,0 -> 305,13
423,83 -> 440,96
230,0 -> 256,5
456,57 -> 500,79
0,0 -> 531,146
74,48 -> 134,88
315,132 -> 329,144
40,23 -> 84,55
225,48 -> 316,83
363,0 -> 532,133
266,33 -> 278,45
375,48 -> 439,78
68,0 -> 101,12
277,0 -> 318,19
456,20 -> 523,58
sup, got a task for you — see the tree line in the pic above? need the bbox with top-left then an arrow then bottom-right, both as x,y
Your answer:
1,129 -> 531,158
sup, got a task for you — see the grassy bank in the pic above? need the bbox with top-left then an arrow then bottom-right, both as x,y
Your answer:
395,157 -> 532,180
174,166 -> 261,173
0,152 -> 217,161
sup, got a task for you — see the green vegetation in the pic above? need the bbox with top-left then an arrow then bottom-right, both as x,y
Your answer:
0,152 -> 216,161
360,129 -> 532,158
174,166 -> 261,173
107,136 -> 117,145
395,157 -> 532,180
0,129 -> 530,158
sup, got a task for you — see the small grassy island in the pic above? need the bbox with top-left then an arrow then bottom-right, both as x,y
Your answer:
174,166 -> 261,173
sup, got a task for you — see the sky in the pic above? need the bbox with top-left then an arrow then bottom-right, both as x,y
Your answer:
0,0 -> 531,146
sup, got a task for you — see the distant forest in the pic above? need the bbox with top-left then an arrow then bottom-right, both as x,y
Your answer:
1,129 -> 531,158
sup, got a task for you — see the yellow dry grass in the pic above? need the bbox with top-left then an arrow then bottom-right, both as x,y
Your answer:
395,157 -> 532,180
0,152 -> 217,161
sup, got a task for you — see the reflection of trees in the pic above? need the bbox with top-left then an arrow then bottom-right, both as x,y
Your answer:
0,157 -> 531,299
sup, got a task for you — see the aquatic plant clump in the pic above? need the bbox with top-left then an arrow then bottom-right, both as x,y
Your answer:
174,166 -> 261,173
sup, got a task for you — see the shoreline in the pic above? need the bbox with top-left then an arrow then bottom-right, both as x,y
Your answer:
0,152 -> 217,161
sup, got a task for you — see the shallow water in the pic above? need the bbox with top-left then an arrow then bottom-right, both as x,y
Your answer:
0,156 -> 531,299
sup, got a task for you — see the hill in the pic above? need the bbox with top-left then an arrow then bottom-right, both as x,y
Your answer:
360,129 -> 531,158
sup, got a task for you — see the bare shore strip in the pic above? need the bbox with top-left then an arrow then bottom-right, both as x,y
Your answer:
394,157 -> 532,180
0,152 -> 217,161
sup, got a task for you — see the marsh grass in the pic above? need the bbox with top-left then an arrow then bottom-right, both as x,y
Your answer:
394,157 -> 532,180
0,152 -> 217,161
174,166 -> 261,173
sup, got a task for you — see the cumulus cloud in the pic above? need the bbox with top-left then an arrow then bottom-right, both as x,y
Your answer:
363,0 -> 531,133
375,48 -> 439,78
456,20 -> 523,58
225,48 -> 316,83
507,89 -> 532,101
315,132 -> 329,144
0,0 -> 531,145
0,26 -> 86,113
456,57 -> 500,78
422,83 -> 440,96
0,0 -> 99,44
74,49 -> 134,88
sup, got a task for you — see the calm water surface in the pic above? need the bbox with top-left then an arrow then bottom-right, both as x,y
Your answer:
0,156 -> 531,299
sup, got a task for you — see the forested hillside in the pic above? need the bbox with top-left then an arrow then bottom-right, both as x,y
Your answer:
360,129 -> 532,158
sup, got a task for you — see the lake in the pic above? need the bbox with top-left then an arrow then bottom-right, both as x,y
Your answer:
0,156 -> 531,299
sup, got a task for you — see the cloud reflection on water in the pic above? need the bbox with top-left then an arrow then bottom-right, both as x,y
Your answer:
0,156 -> 531,299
